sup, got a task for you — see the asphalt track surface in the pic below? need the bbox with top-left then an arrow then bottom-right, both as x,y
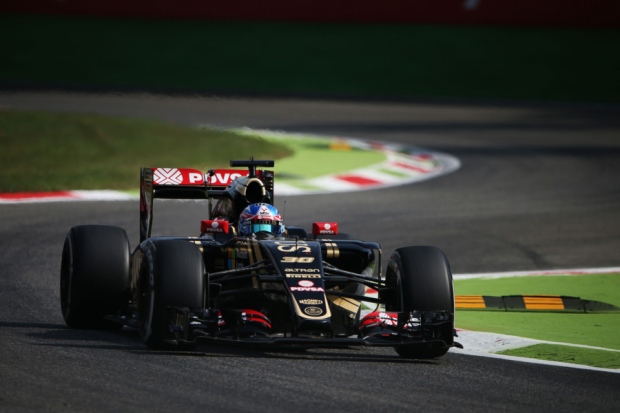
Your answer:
1,92 -> 619,412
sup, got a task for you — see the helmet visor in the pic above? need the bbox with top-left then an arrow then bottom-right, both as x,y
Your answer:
251,223 -> 278,233
243,220 -> 284,236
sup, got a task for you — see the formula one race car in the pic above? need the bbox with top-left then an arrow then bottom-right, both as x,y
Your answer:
60,159 -> 461,359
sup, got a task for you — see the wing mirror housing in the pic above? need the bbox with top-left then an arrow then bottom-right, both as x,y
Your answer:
312,222 -> 338,236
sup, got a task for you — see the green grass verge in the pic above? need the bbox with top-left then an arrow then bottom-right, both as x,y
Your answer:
1,14 -> 619,102
232,129 -> 386,181
455,273 -> 620,307
498,344 -> 620,369
0,110 -> 387,192
457,311 -> 619,350
0,109 -> 292,192
455,273 -> 620,368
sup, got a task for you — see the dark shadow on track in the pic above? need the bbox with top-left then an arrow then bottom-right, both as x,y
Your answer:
11,320 -> 443,365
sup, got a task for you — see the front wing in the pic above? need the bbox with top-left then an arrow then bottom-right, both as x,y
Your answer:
159,306 -> 460,351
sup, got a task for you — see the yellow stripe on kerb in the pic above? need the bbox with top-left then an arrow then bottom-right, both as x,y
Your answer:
523,295 -> 565,310
455,296 -> 486,309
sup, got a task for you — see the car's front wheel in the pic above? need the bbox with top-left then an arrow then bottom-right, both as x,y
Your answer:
385,246 -> 455,359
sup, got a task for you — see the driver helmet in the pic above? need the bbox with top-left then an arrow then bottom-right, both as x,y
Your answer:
238,203 -> 285,237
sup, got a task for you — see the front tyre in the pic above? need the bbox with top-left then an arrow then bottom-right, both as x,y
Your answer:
386,246 -> 455,359
60,225 -> 131,329
138,240 -> 206,350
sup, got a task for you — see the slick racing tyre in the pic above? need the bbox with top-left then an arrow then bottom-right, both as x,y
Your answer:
60,225 -> 131,329
385,246 -> 454,359
138,240 -> 205,350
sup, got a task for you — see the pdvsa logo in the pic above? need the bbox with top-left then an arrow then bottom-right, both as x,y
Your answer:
207,171 -> 245,186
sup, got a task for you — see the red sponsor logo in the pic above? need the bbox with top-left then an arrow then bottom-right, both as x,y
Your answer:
152,168 -> 266,187
207,169 -> 248,186
312,222 -> 338,236
153,168 -> 205,185
298,280 -> 314,287
200,219 -> 229,233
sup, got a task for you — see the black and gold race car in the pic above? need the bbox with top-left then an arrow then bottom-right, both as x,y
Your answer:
60,159 -> 460,358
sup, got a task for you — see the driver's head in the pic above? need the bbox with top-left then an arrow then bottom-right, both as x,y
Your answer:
238,203 -> 285,237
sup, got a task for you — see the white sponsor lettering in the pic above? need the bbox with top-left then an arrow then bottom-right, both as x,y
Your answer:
299,299 -> 323,305
211,172 -> 243,185
285,274 -> 321,278
204,225 -> 224,233
290,287 -> 325,292
189,172 -> 203,183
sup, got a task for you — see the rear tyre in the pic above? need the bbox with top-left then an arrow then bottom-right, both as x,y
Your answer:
385,246 -> 454,359
138,240 -> 206,350
60,225 -> 131,329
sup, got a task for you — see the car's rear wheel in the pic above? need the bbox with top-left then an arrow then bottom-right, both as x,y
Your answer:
385,246 -> 454,359
138,240 -> 206,350
60,225 -> 131,329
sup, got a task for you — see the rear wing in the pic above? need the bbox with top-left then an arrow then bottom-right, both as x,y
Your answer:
140,160 -> 274,242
